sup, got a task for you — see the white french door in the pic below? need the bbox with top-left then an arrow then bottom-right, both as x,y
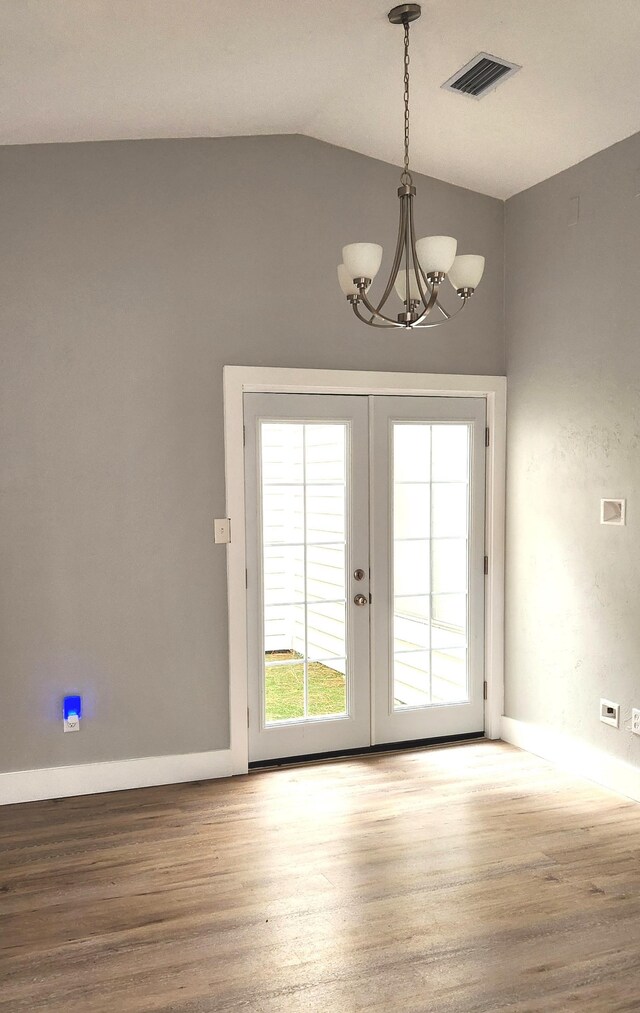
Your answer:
244,395 -> 371,762
370,397 -> 486,743
244,392 -> 485,763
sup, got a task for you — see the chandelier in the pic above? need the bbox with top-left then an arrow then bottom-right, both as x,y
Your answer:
337,3 -> 485,329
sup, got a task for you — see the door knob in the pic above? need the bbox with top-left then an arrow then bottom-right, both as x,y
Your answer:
354,593 -> 368,606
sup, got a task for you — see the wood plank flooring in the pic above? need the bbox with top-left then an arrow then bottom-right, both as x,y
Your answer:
2,741 -> 640,1011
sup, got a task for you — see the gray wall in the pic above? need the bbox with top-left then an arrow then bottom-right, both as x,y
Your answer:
0,134 -> 504,773
505,130 -> 640,763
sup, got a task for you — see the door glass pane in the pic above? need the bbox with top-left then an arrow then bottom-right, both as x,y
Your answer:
265,662 -> 305,722
392,423 -> 471,709
431,425 -> 469,482
306,602 -> 347,661
305,543 -> 345,602
306,486 -> 345,542
308,660 -> 347,717
394,652 -> 430,708
431,594 -> 468,652
304,425 -> 347,483
432,592 -> 467,629
432,648 -> 467,703
261,421 -> 348,724
394,484 -> 430,539
432,539 -> 468,594
263,545 -> 304,605
394,540 -> 430,596
431,483 -> 468,538
394,424 -> 431,482
394,598 -> 431,652
262,486 -> 304,544
261,423 -> 304,484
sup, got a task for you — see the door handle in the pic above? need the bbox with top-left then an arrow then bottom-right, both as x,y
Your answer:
354,593 -> 368,607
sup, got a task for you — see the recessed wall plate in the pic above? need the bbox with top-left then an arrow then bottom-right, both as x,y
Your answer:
601,498 -> 626,525
600,698 -> 620,728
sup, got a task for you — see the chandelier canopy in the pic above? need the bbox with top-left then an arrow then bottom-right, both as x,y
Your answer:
338,3 -> 485,330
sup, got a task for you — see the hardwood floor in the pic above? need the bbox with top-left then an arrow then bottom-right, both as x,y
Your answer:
2,741 -> 640,1011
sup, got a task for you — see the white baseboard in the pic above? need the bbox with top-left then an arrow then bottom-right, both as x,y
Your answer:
501,716 -> 640,804
0,749 -> 234,806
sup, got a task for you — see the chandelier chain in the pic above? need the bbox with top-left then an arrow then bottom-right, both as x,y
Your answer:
401,19 -> 412,185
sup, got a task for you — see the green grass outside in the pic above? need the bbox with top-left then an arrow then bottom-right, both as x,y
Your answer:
265,651 -> 346,722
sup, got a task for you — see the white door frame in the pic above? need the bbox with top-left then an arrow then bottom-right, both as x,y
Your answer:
223,366 -> 506,774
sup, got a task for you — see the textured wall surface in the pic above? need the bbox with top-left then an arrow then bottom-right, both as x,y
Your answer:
505,130 -> 640,763
0,134 -> 504,773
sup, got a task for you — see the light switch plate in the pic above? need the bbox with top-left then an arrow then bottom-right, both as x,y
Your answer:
214,518 -> 231,544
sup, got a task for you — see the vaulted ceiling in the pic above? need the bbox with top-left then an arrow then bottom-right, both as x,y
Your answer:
2,0 -> 639,198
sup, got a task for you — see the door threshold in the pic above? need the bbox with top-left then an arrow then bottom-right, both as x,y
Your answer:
248,731 -> 484,771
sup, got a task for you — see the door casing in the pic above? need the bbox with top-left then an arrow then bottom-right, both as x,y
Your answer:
223,366 -> 506,774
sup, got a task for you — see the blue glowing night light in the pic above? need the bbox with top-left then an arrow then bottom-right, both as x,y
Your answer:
63,695 -> 82,720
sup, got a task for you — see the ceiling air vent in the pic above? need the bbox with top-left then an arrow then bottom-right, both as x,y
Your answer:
442,52 -> 521,99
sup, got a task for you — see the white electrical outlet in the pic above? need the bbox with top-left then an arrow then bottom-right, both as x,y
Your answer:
632,709 -> 640,736
64,714 -> 80,733
600,699 -> 620,728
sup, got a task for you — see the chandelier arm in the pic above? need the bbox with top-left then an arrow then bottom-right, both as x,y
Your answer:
351,301 -> 398,328
412,296 -> 469,328
433,300 -> 452,319
410,281 -> 440,325
413,256 -> 451,319
405,202 -> 441,324
408,195 -> 431,310
404,198 -> 411,316
409,201 -> 451,322
358,287 -> 406,326
374,195 -> 409,316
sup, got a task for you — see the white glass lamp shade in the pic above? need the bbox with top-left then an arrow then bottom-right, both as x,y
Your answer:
337,264 -> 358,296
394,268 -> 421,303
342,243 -> 383,282
415,236 -> 457,275
448,255 -> 485,291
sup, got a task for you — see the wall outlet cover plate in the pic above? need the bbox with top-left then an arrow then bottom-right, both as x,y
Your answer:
600,698 -> 620,728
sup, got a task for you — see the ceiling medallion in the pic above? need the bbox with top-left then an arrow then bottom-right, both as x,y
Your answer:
337,4 -> 485,329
